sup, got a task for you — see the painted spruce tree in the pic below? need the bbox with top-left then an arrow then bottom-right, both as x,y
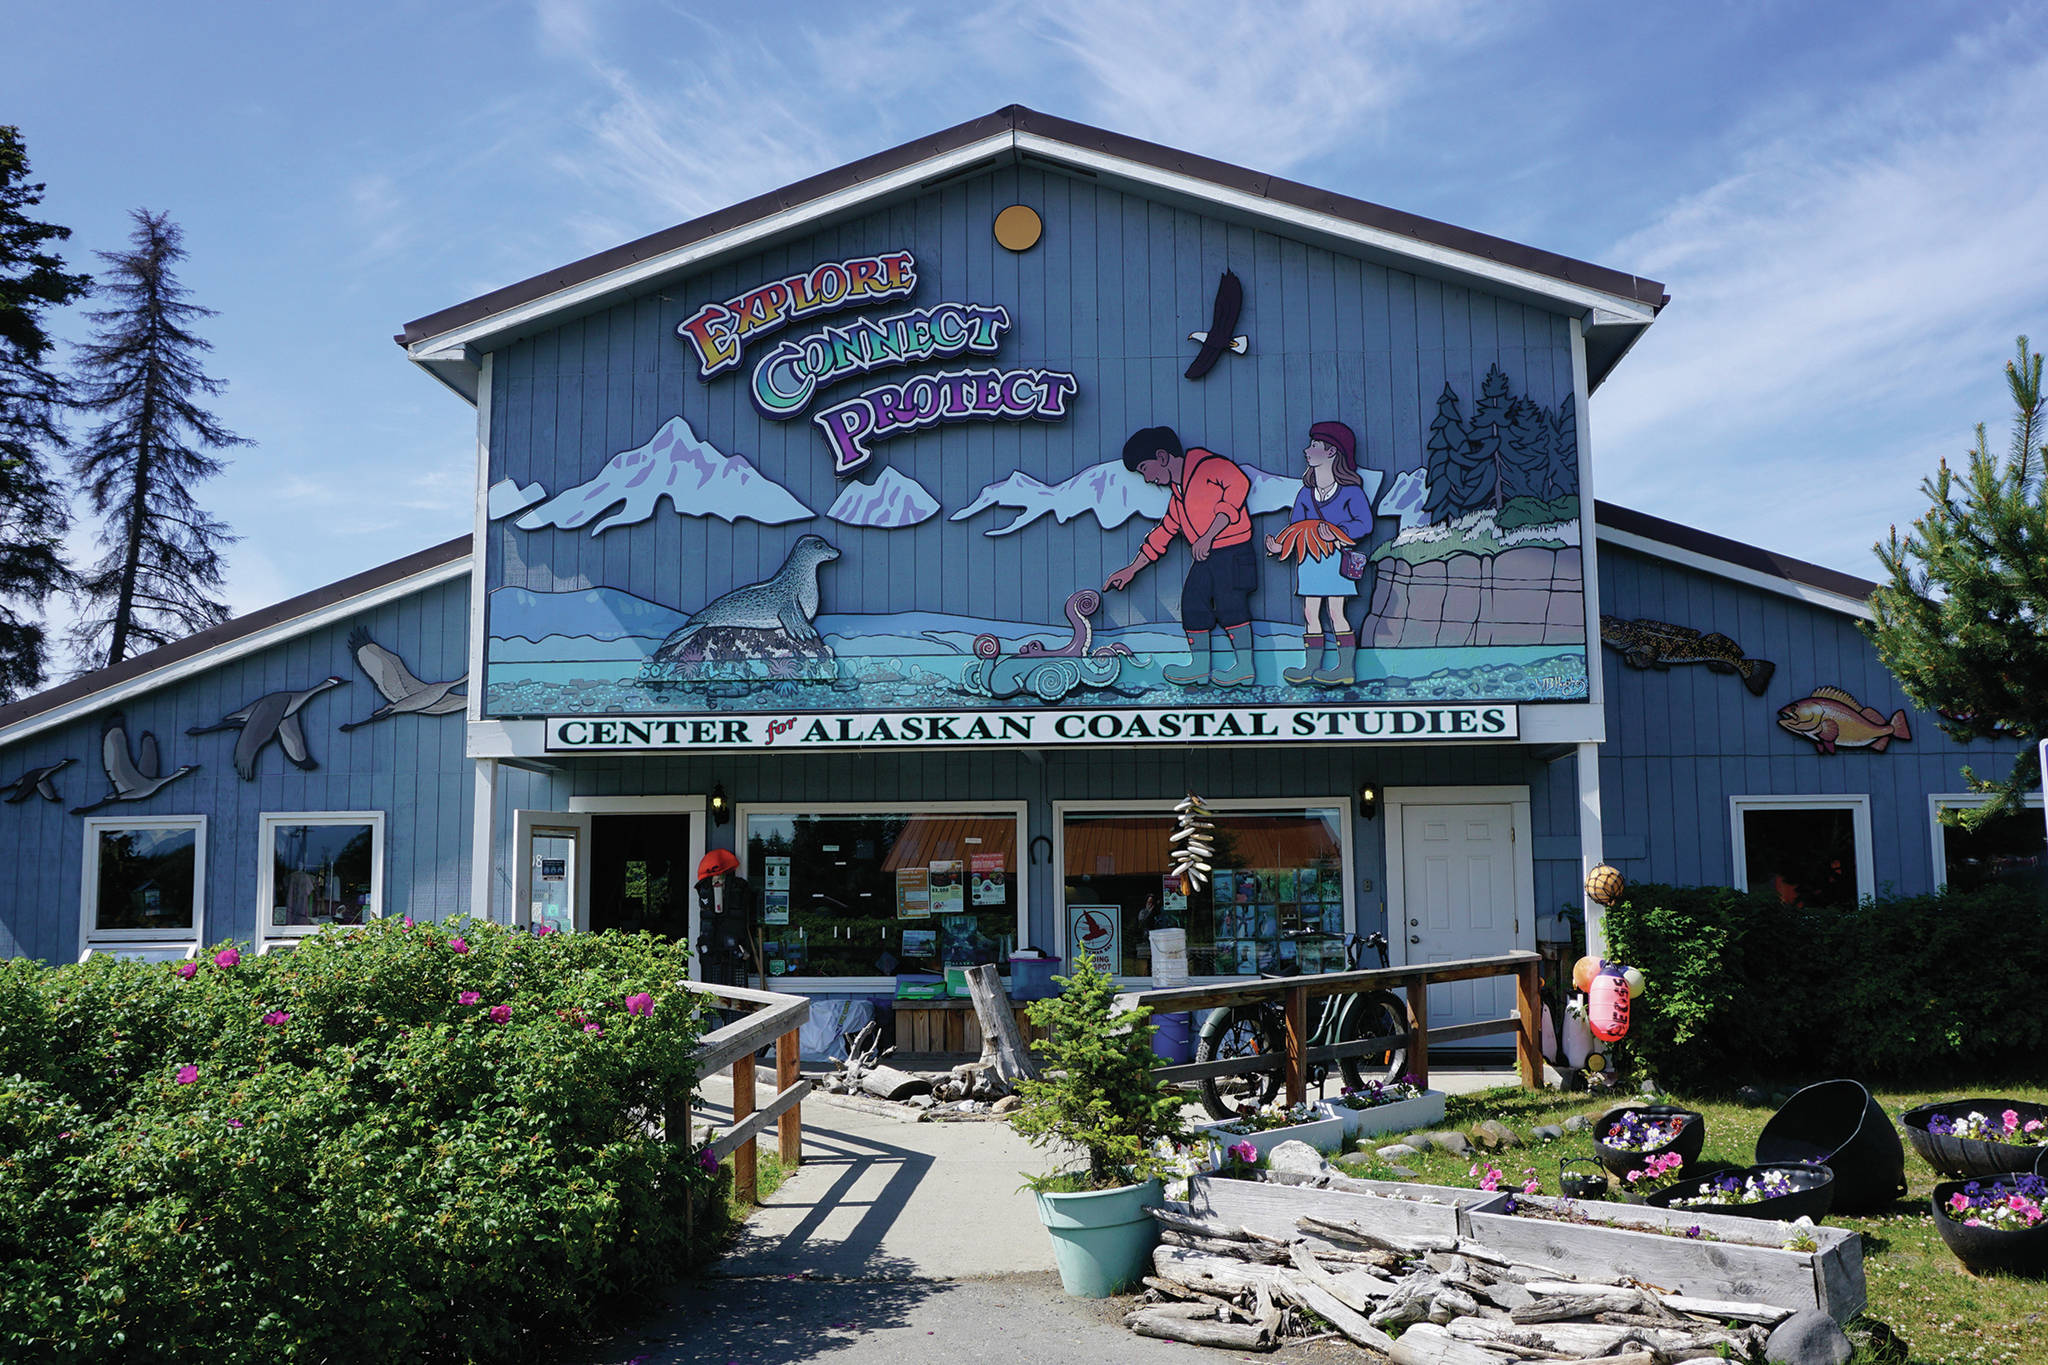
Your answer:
1422,382 -> 1468,524
0,126 -> 91,701
1419,367 -> 1579,523
69,210 -> 247,669
1867,336 -> 2048,826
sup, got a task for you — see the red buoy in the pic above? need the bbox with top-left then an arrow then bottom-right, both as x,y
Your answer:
1589,967 -> 1631,1042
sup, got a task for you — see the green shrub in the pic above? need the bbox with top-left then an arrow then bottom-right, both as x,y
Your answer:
1603,882 -> 2048,1088
0,917 -> 716,1364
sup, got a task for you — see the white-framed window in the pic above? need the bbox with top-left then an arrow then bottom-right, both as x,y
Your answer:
1053,798 -> 1354,981
80,815 -> 207,947
1728,795 -> 1873,908
1927,793 -> 2046,894
257,812 -> 385,947
736,801 -> 1029,988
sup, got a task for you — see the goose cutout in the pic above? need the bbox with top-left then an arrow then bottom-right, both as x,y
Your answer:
2,757 -> 73,804
340,628 -> 467,730
186,677 -> 348,781
70,714 -> 199,815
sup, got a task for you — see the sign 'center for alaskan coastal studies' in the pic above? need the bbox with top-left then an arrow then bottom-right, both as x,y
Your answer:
545,702 -> 1519,752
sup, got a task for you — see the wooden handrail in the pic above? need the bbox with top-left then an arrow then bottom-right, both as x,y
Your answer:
677,981 -> 811,1206
1115,951 -> 1544,1102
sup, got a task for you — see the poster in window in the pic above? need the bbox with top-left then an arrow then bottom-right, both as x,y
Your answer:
929,859 -> 964,914
895,868 -> 931,918
1160,873 -> 1187,916
938,913 -> 992,965
901,927 -> 937,957
1298,939 -> 1323,974
1233,940 -> 1257,975
970,852 -> 1007,906
762,890 -> 790,925
1255,905 -> 1279,940
764,856 -> 791,892
1067,903 -> 1121,970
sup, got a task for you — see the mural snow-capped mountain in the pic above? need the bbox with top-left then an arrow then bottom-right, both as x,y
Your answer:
1378,468 -> 1428,530
515,416 -> 813,536
827,466 -> 939,528
487,478 -> 546,520
951,458 -> 1372,536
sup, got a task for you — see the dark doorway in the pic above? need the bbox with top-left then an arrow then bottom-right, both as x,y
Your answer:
590,814 -> 693,942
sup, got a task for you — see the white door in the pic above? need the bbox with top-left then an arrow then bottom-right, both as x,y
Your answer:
1388,790 -> 1533,1042
512,810 -> 593,933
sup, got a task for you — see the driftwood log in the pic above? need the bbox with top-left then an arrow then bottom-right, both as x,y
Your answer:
963,963 -> 1038,1086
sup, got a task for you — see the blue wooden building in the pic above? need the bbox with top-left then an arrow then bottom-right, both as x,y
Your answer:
0,110 -> 2033,1035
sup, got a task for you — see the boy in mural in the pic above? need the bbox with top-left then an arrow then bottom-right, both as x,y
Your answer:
1265,420 -> 1374,686
1104,425 -> 1258,687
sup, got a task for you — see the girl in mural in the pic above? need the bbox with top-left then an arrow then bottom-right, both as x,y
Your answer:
1265,421 -> 1373,686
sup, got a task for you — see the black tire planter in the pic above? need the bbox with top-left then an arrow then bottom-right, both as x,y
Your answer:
1930,1169 -> 2048,1278
1756,1079 -> 1908,1214
1592,1104 -> 1706,1179
1647,1162 -> 1836,1223
1902,1099 -> 2048,1179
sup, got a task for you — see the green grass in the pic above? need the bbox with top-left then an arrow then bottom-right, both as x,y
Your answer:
1330,1083 -> 2048,1365
723,1150 -> 789,1224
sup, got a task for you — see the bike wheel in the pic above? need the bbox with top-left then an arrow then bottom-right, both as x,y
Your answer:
1195,1007 -> 1285,1121
1338,991 -> 1410,1092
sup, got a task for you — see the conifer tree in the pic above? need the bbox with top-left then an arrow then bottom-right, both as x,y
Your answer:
1866,335 -> 2048,826
1503,397 -> 1552,503
0,126 -> 91,700
1547,394 -> 1580,500
1422,382 -> 1468,524
69,210 -> 247,669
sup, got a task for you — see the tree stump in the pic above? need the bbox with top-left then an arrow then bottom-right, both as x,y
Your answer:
964,963 -> 1039,1087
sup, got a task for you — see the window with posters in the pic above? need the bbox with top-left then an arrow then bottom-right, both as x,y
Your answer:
1057,801 -> 1351,978
739,803 -> 1026,979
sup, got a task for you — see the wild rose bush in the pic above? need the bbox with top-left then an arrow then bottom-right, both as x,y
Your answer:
0,917 -> 715,1364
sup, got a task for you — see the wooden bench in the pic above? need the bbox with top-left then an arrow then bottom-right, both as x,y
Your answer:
891,998 -> 1043,1055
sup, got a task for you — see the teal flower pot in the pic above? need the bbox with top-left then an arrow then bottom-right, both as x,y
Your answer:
1034,1177 -> 1164,1298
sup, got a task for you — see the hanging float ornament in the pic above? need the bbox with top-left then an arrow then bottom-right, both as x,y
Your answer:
1585,864 -> 1626,907
1588,963 -> 1632,1042
1572,954 -> 1602,995
1169,791 -> 1217,895
1622,965 -> 1647,999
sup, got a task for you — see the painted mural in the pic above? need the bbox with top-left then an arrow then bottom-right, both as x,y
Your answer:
1600,616 -> 1775,696
482,206 -> 1593,719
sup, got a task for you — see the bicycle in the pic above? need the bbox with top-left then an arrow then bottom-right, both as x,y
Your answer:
1192,930 -> 1411,1120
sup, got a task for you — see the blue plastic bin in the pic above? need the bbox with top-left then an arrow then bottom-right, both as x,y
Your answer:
1151,1011 -> 1193,1065
1009,953 -> 1057,1001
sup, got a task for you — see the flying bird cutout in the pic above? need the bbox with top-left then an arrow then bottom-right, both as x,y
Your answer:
1185,269 -> 1248,379
341,629 -> 467,729
70,714 -> 199,815
187,678 -> 347,781
2,757 -> 73,804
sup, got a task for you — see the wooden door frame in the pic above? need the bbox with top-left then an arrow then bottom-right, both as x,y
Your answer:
1382,785 -> 1536,970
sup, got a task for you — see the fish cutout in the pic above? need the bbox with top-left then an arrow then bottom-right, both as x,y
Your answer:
1776,686 -> 1912,754
1185,269 -> 1248,379
1600,615 -> 1775,696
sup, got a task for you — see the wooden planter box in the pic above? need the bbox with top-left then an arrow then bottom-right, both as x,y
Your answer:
1319,1089 -> 1447,1141
1194,1113 -> 1346,1161
1188,1172 -> 1496,1250
1467,1194 -> 1865,1323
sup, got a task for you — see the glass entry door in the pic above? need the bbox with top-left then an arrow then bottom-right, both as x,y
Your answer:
512,810 -> 592,933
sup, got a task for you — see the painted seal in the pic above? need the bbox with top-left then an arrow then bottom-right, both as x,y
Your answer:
654,534 -> 842,660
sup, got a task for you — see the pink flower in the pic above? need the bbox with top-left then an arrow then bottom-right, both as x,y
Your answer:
213,947 -> 240,968
449,937 -> 468,954
1949,1192 -> 1971,1213
459,991 -> 481,1006
2004,1109 -> 2022,1133
625,992 -> 654,1017
584,1022 -> 603,1035
227,1118 -> 244,1129
175,962 -> 197,979
401,916 -> 415,928
2027,1120 -> 2045,1134
1522,1168 -> 1540,1195
1229,1140 -> 1258,1165
699,1148 -> 718,1172
489,1004 -> 511,1024
175,1065 -> 198,1085
533,923 -> 555,936
262,1011 -> 290,1026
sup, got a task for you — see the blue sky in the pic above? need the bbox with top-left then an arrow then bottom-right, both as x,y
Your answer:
14,0 -> 2048,631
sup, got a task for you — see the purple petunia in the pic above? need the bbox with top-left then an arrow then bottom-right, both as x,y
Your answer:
459,990 -> 481,1006
175,962 -> 197,979
175,1065 -> 198,1085
584,1022 -> 603,1035
699,1148 -> 718,1172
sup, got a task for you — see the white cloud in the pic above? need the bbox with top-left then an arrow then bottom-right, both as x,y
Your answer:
1591,25 -> 2048,571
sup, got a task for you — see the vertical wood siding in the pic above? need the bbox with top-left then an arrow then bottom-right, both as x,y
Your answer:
0,578 -> 473,962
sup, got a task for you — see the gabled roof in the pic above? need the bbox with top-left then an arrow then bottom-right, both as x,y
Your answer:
0,536 -> 471,748
0,505 -> 1880,748
399,105 -> 1666,401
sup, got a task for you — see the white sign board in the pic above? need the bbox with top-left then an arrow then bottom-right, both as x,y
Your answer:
544,703 -> 1518,753
1067,904 -> 1121,971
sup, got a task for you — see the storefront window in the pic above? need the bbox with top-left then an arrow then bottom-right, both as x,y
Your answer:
1936,801 -> 2046,893
1733,798 -> 1869,908
84,818 -> 204,939
743,807 -> 1022,979
1060,805 -> 1347,977
261,814 -> 382,933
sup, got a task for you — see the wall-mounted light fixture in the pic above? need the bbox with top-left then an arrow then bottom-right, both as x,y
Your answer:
710,783 -> 731,826
1357,783 -> 1379,821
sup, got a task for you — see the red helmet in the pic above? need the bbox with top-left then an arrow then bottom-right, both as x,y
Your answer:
696,849 -> 739,881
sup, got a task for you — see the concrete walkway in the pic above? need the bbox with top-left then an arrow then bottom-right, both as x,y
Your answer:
565,1066 -> 1532,1363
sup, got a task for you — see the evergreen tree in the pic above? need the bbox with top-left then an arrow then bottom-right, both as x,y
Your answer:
1422,382 -> 1468,524
1466,363 -> 1514,511
1867,336 -> 2048,826
0,126 -> 91,701
69,210 -> 246,669
1547,394 -> 1580,499
1503,397 -> 1552,504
